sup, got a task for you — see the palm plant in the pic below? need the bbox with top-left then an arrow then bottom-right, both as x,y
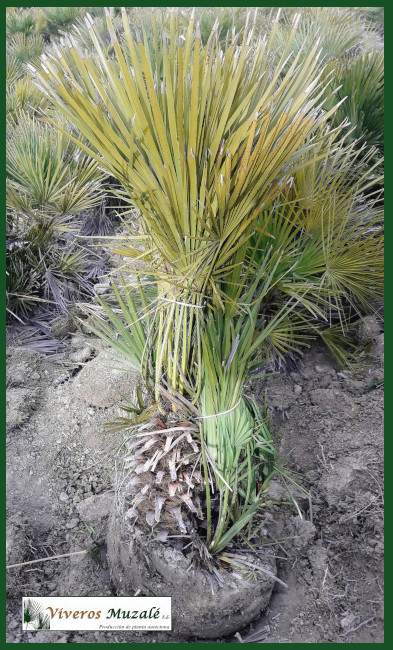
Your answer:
276,7 -> 363,63
43,6 -> 87,35
6,214 -> 94,319
6,33 -> 44,66
247,131 -> 383,363
6,113 -> 103,217
6,113 -> 105,321
34,9 -> 383,555
327,52 -> 384,153
6,8 -> 36,37
6,57 -> 24,86
6,77 -> 50,122
354,6 -> 384,31
36,8 -> 340,393
70,12 -> 124,53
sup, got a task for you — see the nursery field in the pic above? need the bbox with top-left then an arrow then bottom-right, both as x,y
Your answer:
6,6 -> 384,644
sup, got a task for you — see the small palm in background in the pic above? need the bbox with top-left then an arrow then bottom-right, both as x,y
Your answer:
6,114 -> 105,320
329,52 -> 384,154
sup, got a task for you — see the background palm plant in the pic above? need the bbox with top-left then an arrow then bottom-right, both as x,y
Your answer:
6,113 -> 103,217
6,112 -> 106,321
6,33 -> 45,66
43,6 -> 87,36
6,213 -> 95,319
30,8 -> 383,555
6,77 -> 50,122
6,8 -> 46,37
328,51 -> 384,154
276,6 -> 380,62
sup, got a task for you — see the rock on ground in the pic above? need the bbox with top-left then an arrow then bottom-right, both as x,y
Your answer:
355,315 -> 382,345
72,350 -> 139,407
6,387 -> 37,428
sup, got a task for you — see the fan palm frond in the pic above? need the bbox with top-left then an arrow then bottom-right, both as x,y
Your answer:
6,113 -> 104,216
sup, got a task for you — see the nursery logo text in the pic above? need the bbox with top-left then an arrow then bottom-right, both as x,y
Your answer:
22,597 -> 171,631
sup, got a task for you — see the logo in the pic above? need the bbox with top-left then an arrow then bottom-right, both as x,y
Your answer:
23,599 -> 51,630
22,597 -> 171,631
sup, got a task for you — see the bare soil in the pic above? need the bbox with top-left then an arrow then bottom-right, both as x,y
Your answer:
6,326 -> 384,643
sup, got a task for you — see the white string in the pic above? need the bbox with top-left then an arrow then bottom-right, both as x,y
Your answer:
159,297 -> 204,308
196,399 -> 242,420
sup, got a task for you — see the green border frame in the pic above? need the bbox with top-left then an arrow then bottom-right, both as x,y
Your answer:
3,3 -> 386,648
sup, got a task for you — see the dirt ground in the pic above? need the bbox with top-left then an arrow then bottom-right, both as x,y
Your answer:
6,321 -> 384,643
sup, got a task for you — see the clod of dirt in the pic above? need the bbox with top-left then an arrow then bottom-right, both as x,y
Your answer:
49,310 -> 81,339
6,387 -> 37,428
70,334 -> 101,351
307,546 -> 328,581
371,333 -> 384,363
355,316 -> 382,345
286,516 -> 316,551
6,514 -> 31,597
6,347 -> 44,387
267,478 -> 306,505
76,492 -> 114,539
54,550 -> 112,598
309,389 -> 358,417
6,347 -> 63,430
72,351 -> 139,407
6,514 -> 29,568
6,346 -> 64,390
76,492 -> 114,523
107,513 -> 277,639
69,346 -> 94,364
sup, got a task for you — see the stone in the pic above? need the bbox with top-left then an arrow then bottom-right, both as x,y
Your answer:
50,313 -> 79,339
65,518 -> 79,529
94,277 -> 111,295
76,492 -> 113,523
69,346 -> 93,364
310,389 -> 358,417
72,351 -> 139,408
314,365 -> 336,376
6,387 -> 36,429
356,316 -> 381,345
319,375 -> 331,388
371,333 -> 384,364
